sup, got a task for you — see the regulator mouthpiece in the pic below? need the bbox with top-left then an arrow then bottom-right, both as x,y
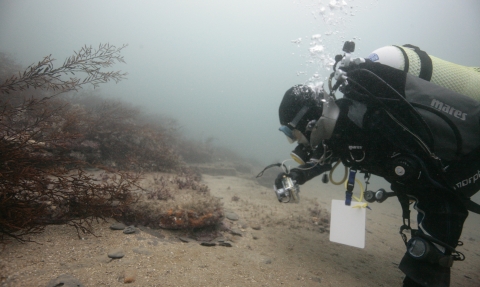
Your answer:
290,144 -> 309,165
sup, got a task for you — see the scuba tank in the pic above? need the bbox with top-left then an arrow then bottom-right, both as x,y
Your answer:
368,45 -> 480,100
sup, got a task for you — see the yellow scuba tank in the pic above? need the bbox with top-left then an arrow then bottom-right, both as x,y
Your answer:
368,45 -> 480,101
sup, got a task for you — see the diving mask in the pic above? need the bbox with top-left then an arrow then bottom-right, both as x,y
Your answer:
279,105 -> 311,144
279,126 -> 309,145
278,87 -> 339,148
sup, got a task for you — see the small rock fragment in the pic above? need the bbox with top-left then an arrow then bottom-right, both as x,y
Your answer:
250,223 -> 261,230
200,242 -> 217,247
230,228 -> 243,236
218,242 -> 232,247
178,236 -> 194,243
123,226 -> 136,234
110,222 -> 126,230
108,248 -> 125,259
225,212 -> 239,221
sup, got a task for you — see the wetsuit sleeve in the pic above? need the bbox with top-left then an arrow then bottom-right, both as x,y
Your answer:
290,163 -> 332,185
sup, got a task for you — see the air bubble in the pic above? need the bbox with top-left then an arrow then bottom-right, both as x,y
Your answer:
291,38 -> 302,44
309,45 -> 324,54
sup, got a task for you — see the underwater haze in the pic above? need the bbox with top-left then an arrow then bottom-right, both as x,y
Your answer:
1,0 -> 479,165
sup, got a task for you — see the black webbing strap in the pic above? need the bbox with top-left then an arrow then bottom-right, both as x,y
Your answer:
464,199 -> 480,214
289,106 -> 309,129
397,191 -> 412,246
393,45 -> 409,73
403,44 -> 433,81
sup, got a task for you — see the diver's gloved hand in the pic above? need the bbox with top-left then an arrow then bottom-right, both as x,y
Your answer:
275,164 -> 332,188
274,170 -> 303,189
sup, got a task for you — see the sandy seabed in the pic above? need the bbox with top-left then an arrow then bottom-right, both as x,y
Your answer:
1,172 -> 479,287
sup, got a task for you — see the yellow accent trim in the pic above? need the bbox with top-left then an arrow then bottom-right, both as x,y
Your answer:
290,153 -> 305,165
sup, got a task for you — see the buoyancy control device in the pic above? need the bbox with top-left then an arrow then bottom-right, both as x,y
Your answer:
367,44 -> 480,200
327,41 -> 480,210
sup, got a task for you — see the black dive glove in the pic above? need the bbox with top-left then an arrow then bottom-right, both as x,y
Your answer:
275,163 -> 332,188
275,170 -> 302,189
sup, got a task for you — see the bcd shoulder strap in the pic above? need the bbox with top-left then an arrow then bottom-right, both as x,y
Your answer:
464,199 -> 480,214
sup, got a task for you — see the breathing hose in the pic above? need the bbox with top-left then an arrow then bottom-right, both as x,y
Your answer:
329,160 -> 348,185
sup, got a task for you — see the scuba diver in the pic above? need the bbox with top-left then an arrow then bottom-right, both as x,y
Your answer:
270,42 -> 480,286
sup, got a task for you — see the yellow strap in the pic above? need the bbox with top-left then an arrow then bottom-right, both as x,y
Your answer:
344,178 -> 369,209
352,202 -> 369,208
329,162 -> 369,209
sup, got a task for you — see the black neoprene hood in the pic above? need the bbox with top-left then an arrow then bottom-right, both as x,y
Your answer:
278,85 -> 323,133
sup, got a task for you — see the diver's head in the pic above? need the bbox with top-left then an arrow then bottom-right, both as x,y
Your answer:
278,85 -> 323,146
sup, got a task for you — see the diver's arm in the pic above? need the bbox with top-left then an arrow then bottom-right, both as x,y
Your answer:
289,163 -> 332,185
274,163 -> 332,189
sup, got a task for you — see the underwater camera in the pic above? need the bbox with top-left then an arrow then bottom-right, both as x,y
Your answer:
273,174 -> 300,203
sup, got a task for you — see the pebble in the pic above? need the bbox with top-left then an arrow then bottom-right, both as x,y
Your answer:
178,236 -> 195,243
230,228 -> 243,236
110,222 -> 126,230
107,248 -> 125,259
239,221 -> 248,229
225,211 -> 239,221
250,223 -> 261,230
46,274 -> 85,287
218,242 -> 232,247
215,236 -> 228,242
123,225 -> 136,234
200,242 -> 217,247
199,241 -> 233,247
